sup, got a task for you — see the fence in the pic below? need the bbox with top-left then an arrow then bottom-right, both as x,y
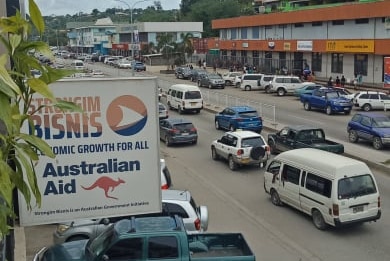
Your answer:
200,89 -> 277,124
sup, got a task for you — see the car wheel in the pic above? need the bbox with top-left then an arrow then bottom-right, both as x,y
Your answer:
250,146 -> 265,160
268,140 -> 277,155
277,88 -> 285,96
348,130 -> 359,143
373,136 -> 383,150
303,102 -> 311,111
245,86 -> 251,91
193,139 -> 198,145
229,125 -> 236,132
226,80 -> 231,86
363,103 -> 372,112
211,147 -> 219,160
270,189 -> 282,206
312,209 -> 327,230
215,120 -> 221,130
326,105 -> 333,115
165,136 -> 171,147
228,155 -> 237,171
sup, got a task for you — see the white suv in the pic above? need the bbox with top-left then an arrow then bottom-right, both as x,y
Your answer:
268,76 -> 315,96
211,130 -> 270,171
53,189 -> 209,243
352,91 -> 390,111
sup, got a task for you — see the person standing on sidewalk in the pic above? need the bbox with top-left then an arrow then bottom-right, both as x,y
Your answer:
340,75 -> 346,87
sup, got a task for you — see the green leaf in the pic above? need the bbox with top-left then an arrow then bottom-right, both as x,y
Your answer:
9,34 -> 21,55
28,0 -> 45,35
0,54 -> 21,97
0,94 -> 12,134
18,133 -> 55,158
54,100 -> 83,113
0,161 -> 14,207
14,142 -> 39,161
27,78 -> 55,100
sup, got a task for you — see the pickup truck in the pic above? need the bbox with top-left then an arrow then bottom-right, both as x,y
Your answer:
300,88 -> 353,115
267,125 -> 344,154
34,216 -> 255,261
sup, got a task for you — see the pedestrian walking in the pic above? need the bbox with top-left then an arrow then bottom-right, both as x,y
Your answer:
335,76 -> 340,87
340,75 -> 346,87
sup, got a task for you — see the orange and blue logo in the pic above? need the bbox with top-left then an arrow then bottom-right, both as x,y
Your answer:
106,95 -> 147,136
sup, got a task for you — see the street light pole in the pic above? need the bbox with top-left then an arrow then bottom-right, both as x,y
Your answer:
114,0 -> 151,76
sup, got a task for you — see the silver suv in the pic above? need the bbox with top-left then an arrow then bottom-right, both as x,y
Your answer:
53,189 -> 208,244
352,91 -> 390,111
267,76 -> 315,96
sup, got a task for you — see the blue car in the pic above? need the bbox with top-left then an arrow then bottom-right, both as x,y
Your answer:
347,112 -> 390,150
131,61 -> 146,71
215,106 -> 263,133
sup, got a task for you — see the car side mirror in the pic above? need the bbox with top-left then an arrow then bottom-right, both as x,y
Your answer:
102,218 -> 110,225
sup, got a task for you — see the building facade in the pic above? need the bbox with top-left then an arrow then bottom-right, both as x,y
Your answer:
210,1 -> 390,85
67,19 -> 203,57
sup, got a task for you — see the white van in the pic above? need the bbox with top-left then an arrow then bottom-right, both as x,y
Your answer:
264,148 -> 381,230
71,59 -> 85,70
166,84 -> 203,114
240,74 -> 264,91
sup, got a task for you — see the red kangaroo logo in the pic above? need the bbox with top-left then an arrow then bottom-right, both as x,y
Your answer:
81,176 -> 125,200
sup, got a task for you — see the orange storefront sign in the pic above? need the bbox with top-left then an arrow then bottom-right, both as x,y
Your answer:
325,40 -> 374,53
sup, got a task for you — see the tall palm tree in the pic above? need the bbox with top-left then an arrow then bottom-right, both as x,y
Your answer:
156,33 -> 175,69
179,32 -> 194,64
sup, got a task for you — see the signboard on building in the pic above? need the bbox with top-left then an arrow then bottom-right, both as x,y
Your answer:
297,41 -> 312,51
384,57 -> 390,88
18,77 -> 161,226
283,42 -> 291,51
326,40 -> 374,53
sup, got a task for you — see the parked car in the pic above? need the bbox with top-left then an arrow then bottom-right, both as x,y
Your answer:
131,61 -> 146,71
52,189 -> 209,244
158,102 -> 168,119
197,73 -> 225,89
159,118 -> 198,146
175,66 -> 192,79
215,106 -> 263,133
211,130 -> 269,170
239,73 -> 264,91
222,72 -> 242,86
189,68 -> 207,82
352,91 -> 390,111
267,76 -> 315,96
294,84 -> 323,97
347,112 -> 390,150
116,59 -> 132,69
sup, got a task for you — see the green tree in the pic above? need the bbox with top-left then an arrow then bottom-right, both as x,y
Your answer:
178,32 -> 194,64
156,33 -> 175,69
0,0 -> 80,236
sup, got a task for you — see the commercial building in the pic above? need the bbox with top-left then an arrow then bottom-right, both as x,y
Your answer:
66,18 -> 202,57
210,0 -> 390,85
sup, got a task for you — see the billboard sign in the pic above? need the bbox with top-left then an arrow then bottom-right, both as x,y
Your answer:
18,77 -> 161,226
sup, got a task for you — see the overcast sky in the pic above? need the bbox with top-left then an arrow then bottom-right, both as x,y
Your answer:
30,0 -> 181,16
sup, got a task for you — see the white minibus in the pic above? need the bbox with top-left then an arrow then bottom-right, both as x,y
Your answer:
166,84 -> 203,114
264,148 -> 381,230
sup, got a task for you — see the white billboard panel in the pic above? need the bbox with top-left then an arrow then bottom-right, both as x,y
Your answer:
18,77 -> 161,226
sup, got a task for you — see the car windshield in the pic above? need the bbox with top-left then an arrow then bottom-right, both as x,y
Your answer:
338,175 -> 377,200
209,74 -> 221,79
185,91 -> 201,99
173,123 -> 193,131
241,137 -> 265,147
326,92 -> 341,99
372,117 -> 390,128
238,111 -> 258,118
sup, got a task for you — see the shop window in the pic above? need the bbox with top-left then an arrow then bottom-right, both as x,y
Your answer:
312,52 -> 322,72
354,54 -> 368,76
331,53 -> 343,74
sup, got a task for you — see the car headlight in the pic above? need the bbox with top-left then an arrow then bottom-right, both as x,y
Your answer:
333,101 -> 341,106
56,224 -> 70,234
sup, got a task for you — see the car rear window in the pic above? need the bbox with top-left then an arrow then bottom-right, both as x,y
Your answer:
238,111 -> 258,118
185,91 -> 201,99
241,137 -> 265,147
173,123 -> 193,131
